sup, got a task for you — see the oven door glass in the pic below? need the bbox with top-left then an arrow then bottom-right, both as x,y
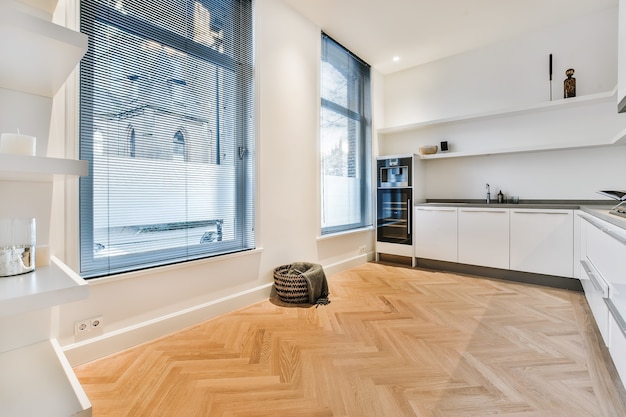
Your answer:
377,188 -> 412,245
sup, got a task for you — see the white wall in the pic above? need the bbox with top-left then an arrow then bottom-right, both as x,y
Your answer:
424,146 -> 626,201
379,6 -> 626,201
57,0 -> 378,364
384,7 -> 619,127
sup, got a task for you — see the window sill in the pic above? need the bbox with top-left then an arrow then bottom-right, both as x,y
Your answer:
317,226 -> 374,241
85,248 -> 264,286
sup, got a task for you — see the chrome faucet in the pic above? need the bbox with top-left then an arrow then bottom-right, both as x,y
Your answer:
486,183 -> 491,204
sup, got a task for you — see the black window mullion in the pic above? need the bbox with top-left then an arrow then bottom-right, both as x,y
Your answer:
321,98 -> 360,122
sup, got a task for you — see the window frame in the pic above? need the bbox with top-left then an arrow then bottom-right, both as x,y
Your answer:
320,32 -> 372,236
78,0 -> 255,278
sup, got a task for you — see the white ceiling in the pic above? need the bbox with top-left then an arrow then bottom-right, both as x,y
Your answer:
280,0 -> 618,74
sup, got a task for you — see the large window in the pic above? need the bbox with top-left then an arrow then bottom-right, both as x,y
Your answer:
79,0 -> 255,278
320,33 -> 372,235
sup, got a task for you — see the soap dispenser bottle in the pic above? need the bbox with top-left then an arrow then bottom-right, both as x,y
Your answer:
497,190 -> 504,204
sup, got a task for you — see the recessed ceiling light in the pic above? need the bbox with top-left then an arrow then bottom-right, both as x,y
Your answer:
393,56 -> 400,62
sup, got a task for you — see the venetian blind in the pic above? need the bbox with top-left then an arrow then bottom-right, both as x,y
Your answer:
79,0 -> 255,278
320,33 -> 372,235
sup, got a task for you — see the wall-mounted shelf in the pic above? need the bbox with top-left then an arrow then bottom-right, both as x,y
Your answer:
417,122 -> 626,160
0,1 -> 88,98
0,256 -> 89,318
0,2 -> 92,415
0,338 -> 91,416
378,89 -> 617,135
0,154 -> 88,182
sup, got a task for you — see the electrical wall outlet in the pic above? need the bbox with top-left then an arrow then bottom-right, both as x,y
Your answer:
74,319 -> 90,335
90,316 -> 103,331
74,315 -> 104,341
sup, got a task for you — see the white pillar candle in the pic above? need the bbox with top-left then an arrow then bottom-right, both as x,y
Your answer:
0,132 -> 37,156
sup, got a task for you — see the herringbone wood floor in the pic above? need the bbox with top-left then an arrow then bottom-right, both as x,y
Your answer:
73,263 -> 626,416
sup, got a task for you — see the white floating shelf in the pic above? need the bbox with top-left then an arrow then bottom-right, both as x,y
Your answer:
0,1 -> 88,98
0,256 -> 89,318
417,115 -> 626,160
0,339 -> 91,417
378,90 -> 617,135
0,154 -> 88,182
419,142 -> 616,160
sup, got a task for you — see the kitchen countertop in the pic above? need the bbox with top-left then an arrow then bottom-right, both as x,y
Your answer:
416,200 -> 626,230
579,206 -> 626,230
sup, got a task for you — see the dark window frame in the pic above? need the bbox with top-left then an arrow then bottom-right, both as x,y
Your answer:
78,0 -> 255,278
320,33 -> 372,235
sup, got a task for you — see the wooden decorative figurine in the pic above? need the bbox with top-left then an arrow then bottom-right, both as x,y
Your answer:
564,68 -> 576,98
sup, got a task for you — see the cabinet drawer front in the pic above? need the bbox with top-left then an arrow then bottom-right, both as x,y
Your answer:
580,260 -> 610,346
510,209 -> 573,277
587,222 -> 624,280
414,207 -> 457,262
458,209 -> 509,269
608,301 -> 626,386
584,217 -> 626,315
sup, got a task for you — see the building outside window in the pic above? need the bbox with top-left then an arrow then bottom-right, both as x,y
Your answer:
128,126 -> 136,158
173,130 -> 186,161
79,0 -> 255,278
320,33 -> 372,235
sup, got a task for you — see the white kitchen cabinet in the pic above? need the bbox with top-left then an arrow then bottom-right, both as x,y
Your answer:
573,212 -> 582,279
585,215 -> 626,316
587,222 -> 625,288
578,212 -> 610,346
510,209 -> 574,277
414,206 -> 457,262
580,258 -> 610,346
458,207 -> 509,269
578,211 -> 626,388
608,302 -> 626,385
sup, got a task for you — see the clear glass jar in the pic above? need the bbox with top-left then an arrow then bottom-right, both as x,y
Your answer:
0,218 -> 36,277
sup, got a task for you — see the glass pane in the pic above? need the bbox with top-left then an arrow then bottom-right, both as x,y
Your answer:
320,108 -> 360,178
321,61 -> 347,108
84,15 -> 241,271
320,107 -> 362,229
98,0 -> 230,55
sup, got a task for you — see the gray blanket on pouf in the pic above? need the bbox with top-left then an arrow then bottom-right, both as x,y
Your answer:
287,262 -> 330,306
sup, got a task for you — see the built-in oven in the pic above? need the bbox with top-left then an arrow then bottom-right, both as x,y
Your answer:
376,155 -> 414,246
376,155 -> 417,264
377,187 -> 412,245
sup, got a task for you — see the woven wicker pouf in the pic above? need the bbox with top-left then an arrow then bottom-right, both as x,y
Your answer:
273,264 -> 309,304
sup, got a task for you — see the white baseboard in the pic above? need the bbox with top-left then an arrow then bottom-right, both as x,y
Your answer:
323,252 -> 372,276
63,283 -> 273,366
62,254 -> 371,366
